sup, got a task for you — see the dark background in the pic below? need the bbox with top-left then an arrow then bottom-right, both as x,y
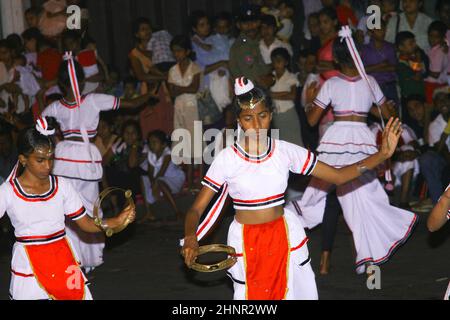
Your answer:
28,0 -> 306,76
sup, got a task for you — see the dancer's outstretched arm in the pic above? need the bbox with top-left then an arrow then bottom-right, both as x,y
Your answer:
427,188 -> 450,232
182,187 -> 216,267
311,117 -> 402,186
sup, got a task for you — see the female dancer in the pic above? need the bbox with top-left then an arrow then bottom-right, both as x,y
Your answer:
286,27 -> 417,275
182,76 -> 403,300
0,117 -> 135,300
41,55 -> 153,271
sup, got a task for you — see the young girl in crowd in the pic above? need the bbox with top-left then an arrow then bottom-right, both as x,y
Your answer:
168,35 -> 202,192
270,47 -> 303,147
424,21 -> 449,104
140,130 -> 186,223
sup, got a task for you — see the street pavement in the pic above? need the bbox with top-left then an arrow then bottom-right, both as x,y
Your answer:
0,193 -> 448,300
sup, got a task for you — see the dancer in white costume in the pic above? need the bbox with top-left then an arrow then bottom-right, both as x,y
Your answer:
0,117 -> 135,300
182,76 -> 403,300
427,184 -> 450,300
286,27 -> 418,274
41,53 -> 153,271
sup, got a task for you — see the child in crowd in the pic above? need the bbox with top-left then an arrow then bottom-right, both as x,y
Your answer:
140,130 -> 186,223
167,35 -> 202,192
62,30 -> 104,95
105,120 -> 147,201
303,12 -> 321,54
362,19 -> 399,105
381,0 -> 399,24
424,21 -> 449,104
270,47 -> 303,146
261,0 -> 281,19
277,1 -> 295,42
396,32 -> 426,102
259,14 -> 293,65
24,7 -> 42,29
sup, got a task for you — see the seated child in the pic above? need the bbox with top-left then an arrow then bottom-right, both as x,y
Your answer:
140,130 -> 186,222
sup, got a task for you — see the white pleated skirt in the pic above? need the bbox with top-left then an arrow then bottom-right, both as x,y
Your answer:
288,121 -> 418,274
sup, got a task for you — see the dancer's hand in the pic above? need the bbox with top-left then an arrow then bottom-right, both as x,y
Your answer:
182,236 -> 199,268
380,117 -> 403,160
114,204 -> 136,228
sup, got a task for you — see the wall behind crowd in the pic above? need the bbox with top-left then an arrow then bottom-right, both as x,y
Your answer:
27,0 -> 438,77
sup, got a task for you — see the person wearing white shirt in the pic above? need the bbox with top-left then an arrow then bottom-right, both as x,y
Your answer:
259,14 -> 293,65
385,0 -> 433,51
270,47 -> 303,146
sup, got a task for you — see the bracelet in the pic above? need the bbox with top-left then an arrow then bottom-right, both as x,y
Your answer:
356,161 -> 368,175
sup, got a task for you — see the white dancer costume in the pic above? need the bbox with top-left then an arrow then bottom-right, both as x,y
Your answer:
196,136 -> 319,300
41,93 -> 120,269
286,73 -> 418,274
141,146 -> 186,204
0,176 -> 92,300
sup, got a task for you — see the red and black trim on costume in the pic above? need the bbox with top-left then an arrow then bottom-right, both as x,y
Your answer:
66,207 -> 87,221
62,129 -> 98,139
201,176 -> 222,193
60,96 -> 87,109
300,150 -> 318,176
15,229 -> 66,244
231,138 -> 275,164
233,193 -> 285,209
10,175 -> 58,202
355,214 -> 418,269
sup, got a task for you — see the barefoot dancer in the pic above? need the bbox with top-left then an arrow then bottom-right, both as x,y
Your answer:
182,77 -> 403,300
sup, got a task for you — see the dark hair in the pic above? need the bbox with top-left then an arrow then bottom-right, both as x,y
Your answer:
279,0 -> 295,10
395,31 -> 415,48
25,6 -> 42,16
428,20 -> 448,38
170,35 -> 196,60
332,37 -> 359,68
99,111 -> 115,128
62,29 -> 82,43
404,94 -> 426,106
0,39 -> 13,50
148,130 -> 170,146
132,17 -> 152,39
57,60 -> 85,95
271,47 -> 291,69
234,79 -> 273,116
17,117 -> 57,157
260,14 -> 278,29
22,28 -> 44,44
214,11 -> 233,26
318,7 -> 339,29
190,10 -> 209,31
308,12 -> 320,21
46,94 -> 63,105
121,119 -> 142,138
0,121 -> 13,138
6,34 -> 23,55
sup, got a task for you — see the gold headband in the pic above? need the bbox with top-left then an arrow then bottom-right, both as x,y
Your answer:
34,147 -> 54,158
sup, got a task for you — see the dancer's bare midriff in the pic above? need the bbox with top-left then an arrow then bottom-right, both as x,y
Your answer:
334,115 -> 367,122
236,205 -> 284,225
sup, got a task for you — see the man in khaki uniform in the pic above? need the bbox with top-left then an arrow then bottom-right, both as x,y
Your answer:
229,5 -> 274,89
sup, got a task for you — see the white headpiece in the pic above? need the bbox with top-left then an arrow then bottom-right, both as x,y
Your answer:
234,77 -> 254,96
36,116 -> 55,136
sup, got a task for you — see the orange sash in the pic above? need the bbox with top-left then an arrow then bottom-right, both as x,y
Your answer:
243,216 -> 289,300
25,238 -> 86,300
